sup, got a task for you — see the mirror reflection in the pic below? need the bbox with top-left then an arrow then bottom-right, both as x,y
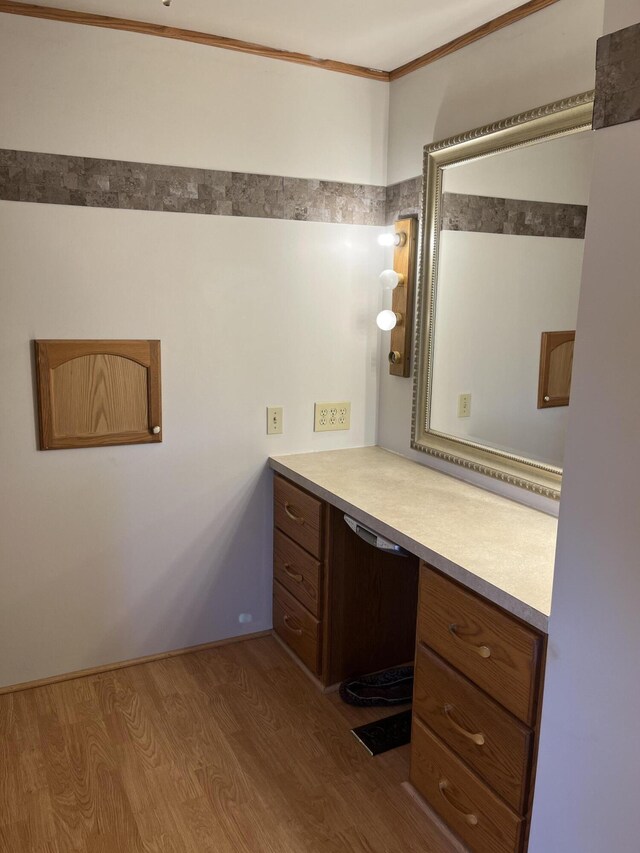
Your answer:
412,93 -> 595,499
431,132 -> 594,468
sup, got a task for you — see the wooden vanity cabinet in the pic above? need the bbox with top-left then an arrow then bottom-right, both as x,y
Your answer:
272,473 -> 419,687
272,472 -> 547,852
410,564 -> 546,853
273,475 -> 325,676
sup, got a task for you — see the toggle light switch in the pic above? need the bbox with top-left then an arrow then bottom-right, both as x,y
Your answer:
267,406 -> 283,434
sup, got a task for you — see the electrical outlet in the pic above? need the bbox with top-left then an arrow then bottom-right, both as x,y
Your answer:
314,401 -> 351,432
266,406 -> 283,434
457,393 -> 471,418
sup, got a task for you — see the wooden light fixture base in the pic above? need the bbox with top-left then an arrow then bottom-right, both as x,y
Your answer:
388,217 -> 418,377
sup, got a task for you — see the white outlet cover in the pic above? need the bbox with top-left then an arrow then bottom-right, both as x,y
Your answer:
314,401 -> 351,432
457,394 -> 471,418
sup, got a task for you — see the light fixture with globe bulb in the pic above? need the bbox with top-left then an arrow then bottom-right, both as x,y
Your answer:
375,217 -> 417,377
377,231 -> 407,248
376,310 -> 402,331
379,269 -> 404,290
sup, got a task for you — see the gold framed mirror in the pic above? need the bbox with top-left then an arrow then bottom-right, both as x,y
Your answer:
411,92 -> 594,500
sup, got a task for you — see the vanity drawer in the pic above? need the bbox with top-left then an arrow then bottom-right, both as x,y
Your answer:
274,529 -> 322,617
273,581 -> 321,675
274,475 -> 323,559
418,566 -> 542,725
411,716 -> 523,853
414,644 -> 532,814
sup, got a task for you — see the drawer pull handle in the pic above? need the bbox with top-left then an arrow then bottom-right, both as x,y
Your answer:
448,624 -> 491,659
283,614 -> 303,636
283,563 -> 303,583
443,704 -> 486,746
284,502 -> 304,524
438,779 -> 478,826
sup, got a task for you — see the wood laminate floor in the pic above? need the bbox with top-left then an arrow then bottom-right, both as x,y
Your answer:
0,635 -> 459,852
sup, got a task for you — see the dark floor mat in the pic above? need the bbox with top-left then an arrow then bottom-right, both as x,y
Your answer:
350,710 -> 412,756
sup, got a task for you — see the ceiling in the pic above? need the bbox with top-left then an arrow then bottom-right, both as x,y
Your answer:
25,0 -> 532,71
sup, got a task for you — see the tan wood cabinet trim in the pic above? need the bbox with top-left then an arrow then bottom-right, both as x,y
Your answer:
273,529 -> 322,618
418,565 -> 542,725
414,644 -> 533,814
411,716 -> 523,853
36,339 -> 156,369
274,474 -> 324,559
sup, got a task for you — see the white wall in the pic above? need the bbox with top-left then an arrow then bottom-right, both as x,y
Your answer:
604,0 -> 640,30
0,15 -> 388,184
387,0 -> 604,184
529,5 -> 640,848
378,0 -> 604,511
0,14 -> 388,687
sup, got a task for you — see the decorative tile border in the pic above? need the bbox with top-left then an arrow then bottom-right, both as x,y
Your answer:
284,177 -> 385,224
0,150 -> 593,240
0,149 -> 386,226
385,175 -> 422,225
440,192 -> 587,238
594,22 -> 640,130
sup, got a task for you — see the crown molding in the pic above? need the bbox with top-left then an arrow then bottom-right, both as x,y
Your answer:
0,1 -> 390,80
390,0 -> 561,80
0,0 -> 562,82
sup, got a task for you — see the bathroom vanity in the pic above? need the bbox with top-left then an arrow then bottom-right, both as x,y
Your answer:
269,446 -> 556,853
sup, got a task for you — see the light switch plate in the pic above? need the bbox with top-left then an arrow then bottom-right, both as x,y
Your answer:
267,406 -> 283,434
314,401 -> 351,432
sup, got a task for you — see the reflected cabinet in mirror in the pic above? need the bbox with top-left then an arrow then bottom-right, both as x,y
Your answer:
412,92 -> 594,500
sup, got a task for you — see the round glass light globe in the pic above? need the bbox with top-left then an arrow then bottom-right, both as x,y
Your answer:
377,232 -> 397,247
379,269 -> 401,290
376,310 -> 398,331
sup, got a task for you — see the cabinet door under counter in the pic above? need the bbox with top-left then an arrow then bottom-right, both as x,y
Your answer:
411,564 -> 546,853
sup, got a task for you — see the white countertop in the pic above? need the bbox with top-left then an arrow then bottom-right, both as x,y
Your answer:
269,446 -> 557,632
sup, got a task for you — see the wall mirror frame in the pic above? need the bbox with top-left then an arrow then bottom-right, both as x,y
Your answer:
411,91 -> 594,500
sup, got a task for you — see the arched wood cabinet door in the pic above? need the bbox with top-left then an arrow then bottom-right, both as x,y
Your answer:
34,340 -> 162,450
537,331 -> 575,409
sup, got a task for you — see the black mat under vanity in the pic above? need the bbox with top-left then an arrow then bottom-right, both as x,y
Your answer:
351,710 -> 413,756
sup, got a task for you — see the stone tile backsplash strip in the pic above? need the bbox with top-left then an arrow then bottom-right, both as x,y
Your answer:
385,175 -> 422,225
594,21 -> 640,130
441,192 -> 587,239
0,149 -> 387,226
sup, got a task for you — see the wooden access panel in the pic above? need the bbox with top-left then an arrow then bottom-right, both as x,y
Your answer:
538,331 -> 575,408
34,339 -> 162,450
